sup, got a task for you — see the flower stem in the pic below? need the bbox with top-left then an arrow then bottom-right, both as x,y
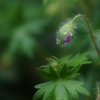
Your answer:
73,14 -> 100,58
96,82 -> 100,100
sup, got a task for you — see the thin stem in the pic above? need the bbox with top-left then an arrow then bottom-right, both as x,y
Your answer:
96,82 -> 100,100
73,14 -> 100,58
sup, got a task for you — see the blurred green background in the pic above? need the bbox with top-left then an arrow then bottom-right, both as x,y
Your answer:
0,0 -> 100,100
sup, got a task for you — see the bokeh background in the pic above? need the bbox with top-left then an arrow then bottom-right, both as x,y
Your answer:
0,0 -> 100,100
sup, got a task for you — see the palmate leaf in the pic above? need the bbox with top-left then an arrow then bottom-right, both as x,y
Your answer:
36,51 -> 91,80
54,80 -> 70,100
33,79 -> 90,100
60,64 -> 68,77
36,65 -> 60,80
63,80 -> 90,97
66,65 -> 81,79
60,51 -> 91,67
49,66 -> 59,78
36,67 -> 55,80
66,73 -> 80,79
33,81 -> 56,100
34,51 -> 91,100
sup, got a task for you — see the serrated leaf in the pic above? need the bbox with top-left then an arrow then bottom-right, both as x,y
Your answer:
60,55 -> 72,63
43,83 -> 56,100
33,79 -> 90,100
67,65 -> 81,76
33,81 -> 56,100
73,81 -> 90,95
40,65 -> 50,73
60,64 -> 68,77
66,73 -> 80,79
49,66 -> 59,78
76,85 -> 90,95
34,51 -> 91,100
80,51 -> 91,57
46,58 -> 54,62
36,68 -> 55,80
63,80 -> 78,98
52,56 -> 60,63
68,81 -> 90,96
81,61 -> 91,64
40,65 -> 49,68
60,51 -> 91,67
35,81 -> 52,89
33,86 -> 46,100
55,80 -> 69,100
63,80 -> 90,99
46,57 -> 59,65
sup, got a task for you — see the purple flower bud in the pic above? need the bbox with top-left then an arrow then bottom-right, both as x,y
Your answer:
62,35 -> 71,43
56,20 -> 75,47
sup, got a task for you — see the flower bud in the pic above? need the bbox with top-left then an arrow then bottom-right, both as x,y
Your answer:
56,20 -> 75,47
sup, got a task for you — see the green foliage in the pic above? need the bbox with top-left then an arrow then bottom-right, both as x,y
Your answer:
0,0 -> 49,58
8,27 -> 37,57
33,79 -> 90,100
43,0 -> 56,5
36,51 -> 91,80
60,51 -> 91,67
1,0 -> 100,99
33,51 -> 91,100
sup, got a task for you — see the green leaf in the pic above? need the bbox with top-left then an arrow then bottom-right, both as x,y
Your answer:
8,28 -> 37,58
55,80 -> 70,100
36,51 -> 91,81
67,65 -> 81,76
66,73 -> 80,79
63,80 -> 78,98
63,80 -> 89,99
52,56 -> 60,63
73,81 -> 90,95
60,64 -> 68,77
43,0 -> 50,5
40,65 -> 50,73
60,51 -> 91,67
36,67 -> 55,80
43,83 -> 56,100
46,57 -> 58,64
60,55 -> 72,64
80,51 -> 91,56
33,87 -> 46,100
81,61 -> 91,64
33,79 -> 90,100
34,51 -> 91,99
40,65 -> 49,68
33,81 -> 56,100
49,66 -> 59,78
35,81 -> 52,89
69,80 -> 90,95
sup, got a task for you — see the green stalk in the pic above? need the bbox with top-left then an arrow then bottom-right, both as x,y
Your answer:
96,82 -> 100,100
73,14 -> 100,58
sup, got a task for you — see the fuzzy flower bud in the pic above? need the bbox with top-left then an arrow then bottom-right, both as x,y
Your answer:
56,20 -> 75,47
